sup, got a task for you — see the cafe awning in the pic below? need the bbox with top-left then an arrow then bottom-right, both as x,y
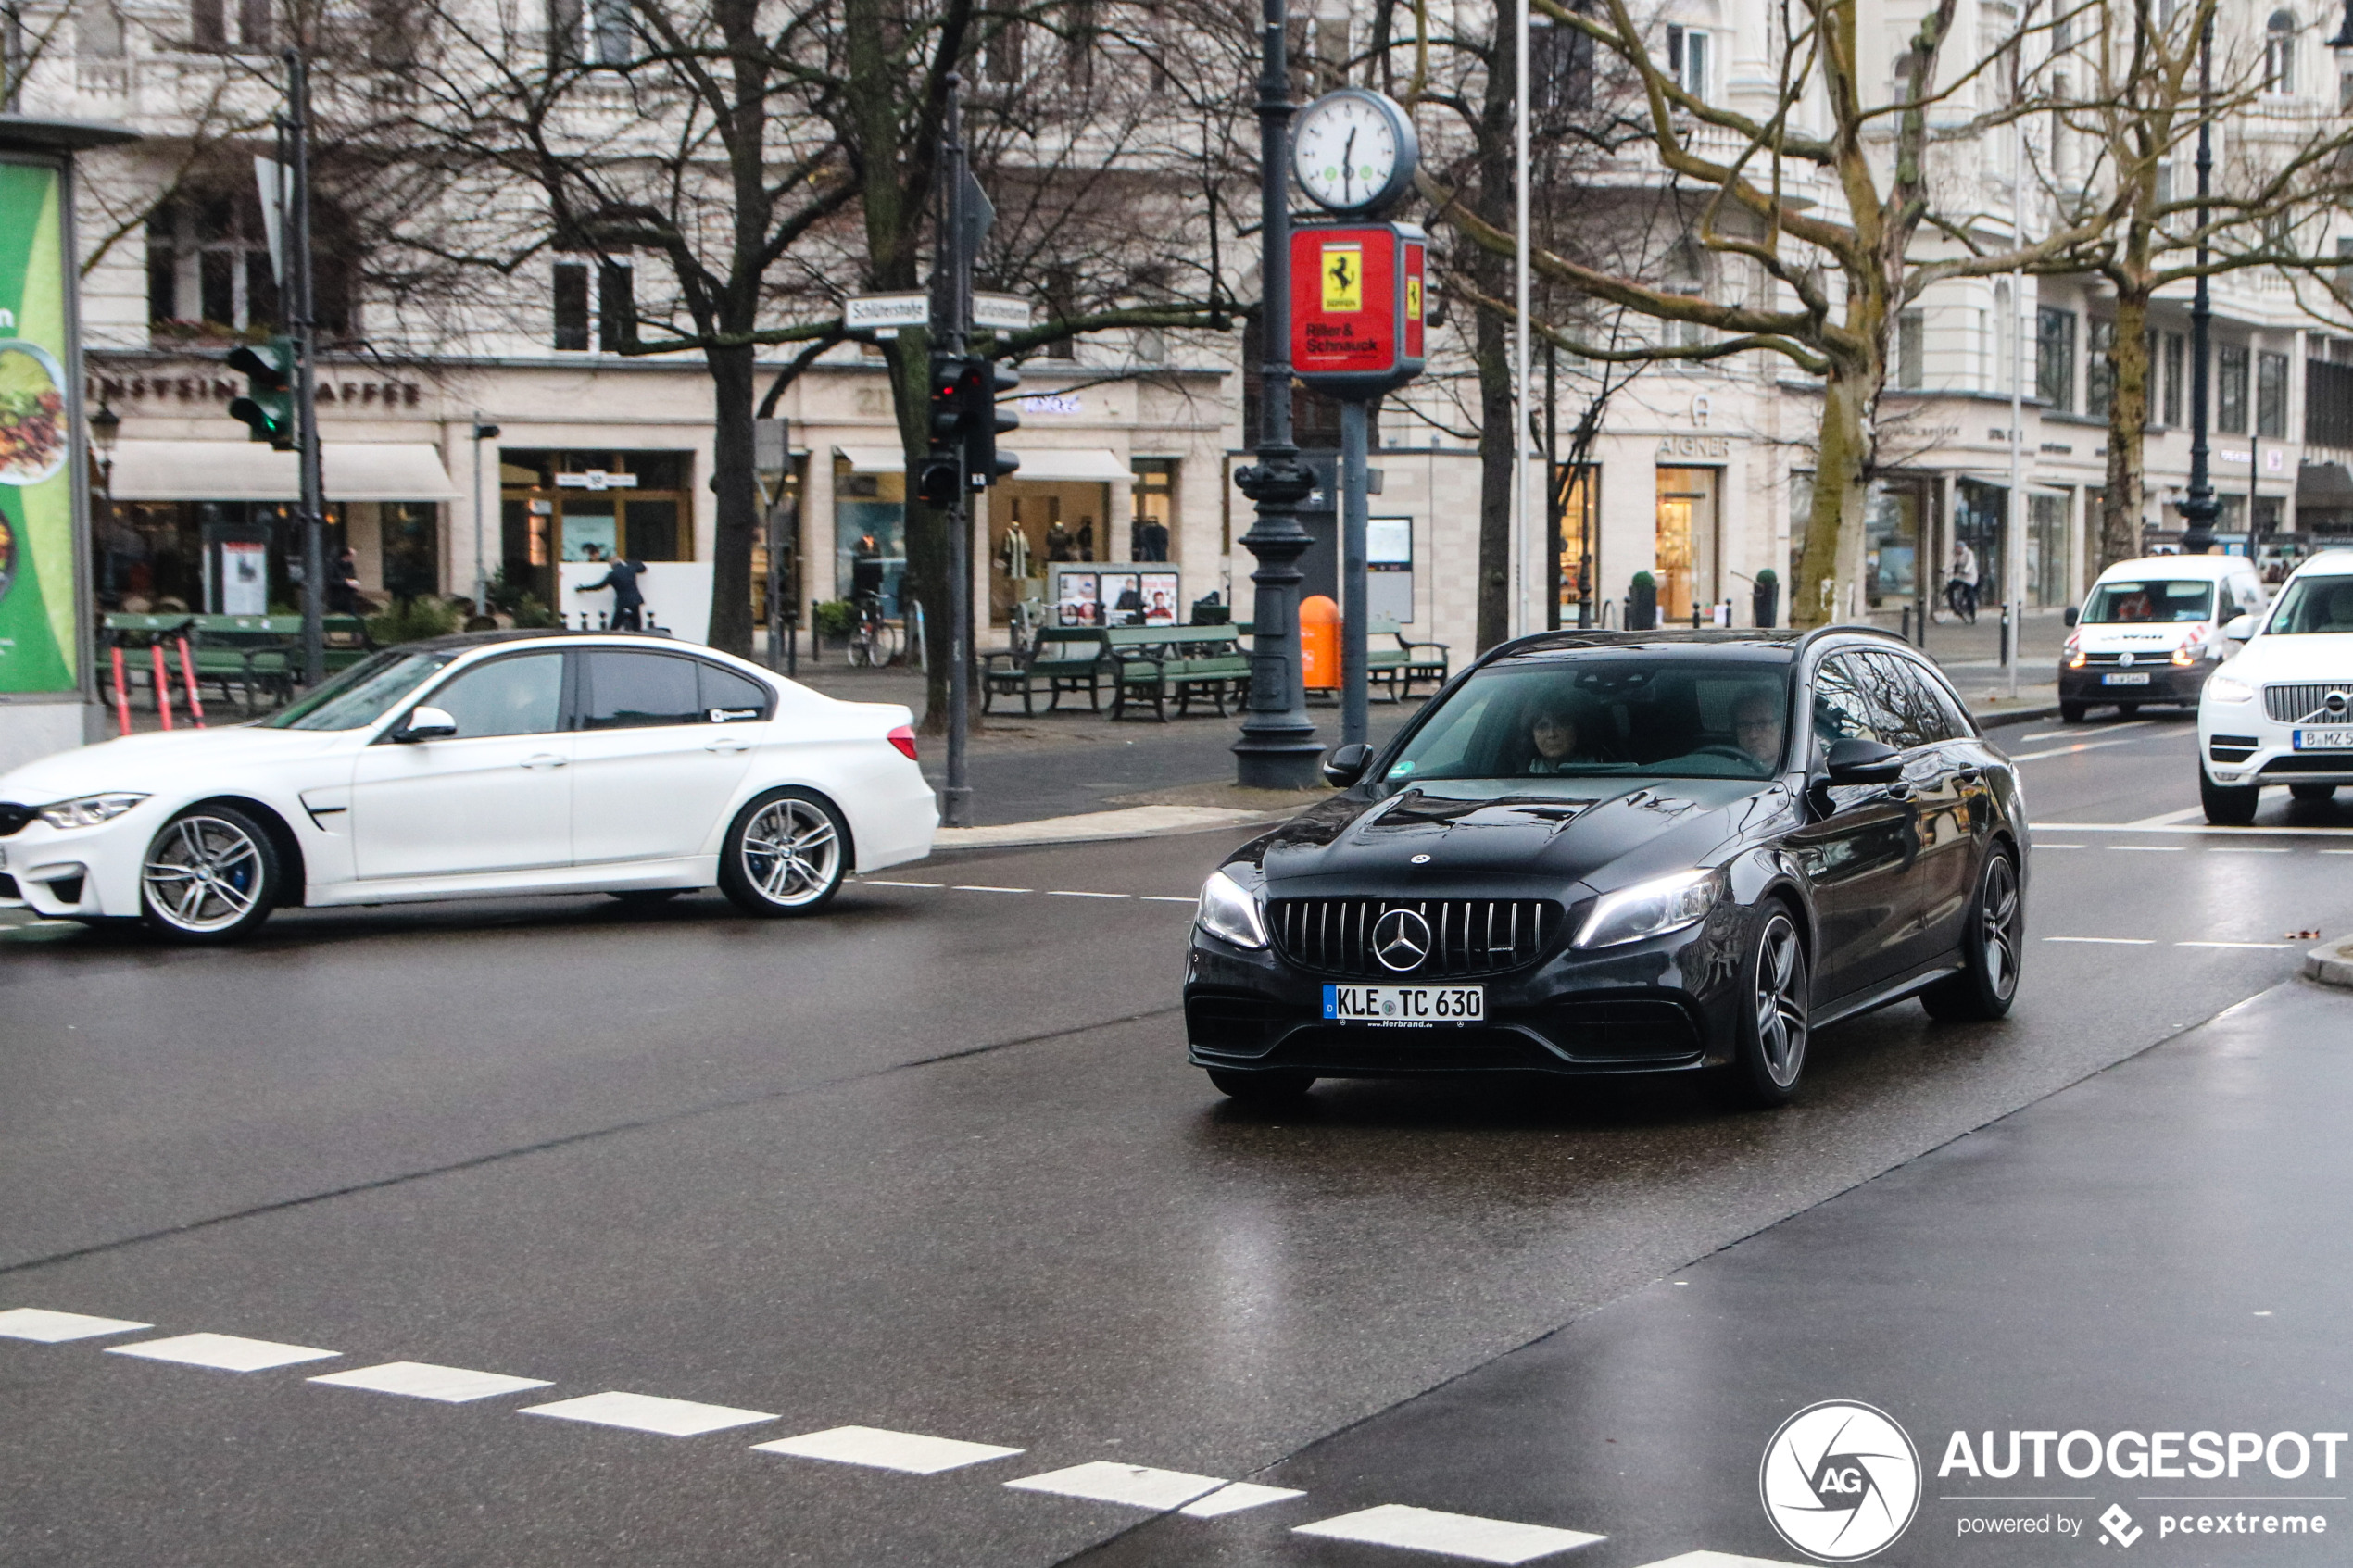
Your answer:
831,445 -> 1132,484
107,440 -> 459,502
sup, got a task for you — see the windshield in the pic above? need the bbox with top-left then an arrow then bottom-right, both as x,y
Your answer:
2265,574 -> 2353,635
258,647 -> 456,731
1380,658 -> 1793,789
2082,579 -> 2215,623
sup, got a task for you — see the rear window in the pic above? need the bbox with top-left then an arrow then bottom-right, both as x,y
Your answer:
2082,579 -> 2215,623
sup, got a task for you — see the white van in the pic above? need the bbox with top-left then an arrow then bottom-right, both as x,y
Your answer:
2057,555 -> 2267,722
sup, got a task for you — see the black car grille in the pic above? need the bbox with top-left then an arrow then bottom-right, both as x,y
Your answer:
2077,651 -> 2179,669
2264,684 -> 2353,723
0,802 -> 32,837
2209,734 -> 2260,763
2260,754 -> 2353,776
1546,998 -> 1705,1059
1268,897 -> 1561,978
0,873 -> 19,901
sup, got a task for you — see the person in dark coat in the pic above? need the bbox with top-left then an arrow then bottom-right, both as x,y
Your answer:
579,556 -> 648,629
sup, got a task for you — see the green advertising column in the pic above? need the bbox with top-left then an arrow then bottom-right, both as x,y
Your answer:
0,118 -> 137,775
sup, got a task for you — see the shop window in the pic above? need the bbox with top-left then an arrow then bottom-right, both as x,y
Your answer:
499,449 -> 696,609
1554,464 -> 1598,626
2218,344 -> 2249,434
2028,493 -> 2070,608
2035,307 -> 2074,410
835,458 -> 908,617
1865,481 -> 1926,608
379,502 -> 441,601
1654,467 -> 1719,625
2258,349 -> 2289,437
1130,458 -> 1176,561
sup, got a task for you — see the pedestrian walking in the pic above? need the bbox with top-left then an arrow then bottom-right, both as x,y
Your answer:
578,554 -> 648,630
1946,539 -> 1980,623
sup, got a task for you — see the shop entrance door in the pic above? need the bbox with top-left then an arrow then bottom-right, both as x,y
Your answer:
1655,468 -> 1719,624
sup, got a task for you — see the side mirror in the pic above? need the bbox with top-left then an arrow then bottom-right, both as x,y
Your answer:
1322,742 -> 1374,788
2225,613 -> 2255,644
2062,606 -> 2080,628
1823,736 -> 1904,785
395,705 -> 459,743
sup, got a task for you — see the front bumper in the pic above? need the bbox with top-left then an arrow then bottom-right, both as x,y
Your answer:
1183,904 -> 1753,1079
2058,661 -> 2212,706
0,811 -> 156,919
2201,709 -> 2353,787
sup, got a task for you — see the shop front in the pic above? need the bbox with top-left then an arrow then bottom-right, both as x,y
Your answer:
498,447 -> 694,615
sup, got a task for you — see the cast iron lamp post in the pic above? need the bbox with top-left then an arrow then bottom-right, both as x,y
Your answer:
2180,9 -> 2220,555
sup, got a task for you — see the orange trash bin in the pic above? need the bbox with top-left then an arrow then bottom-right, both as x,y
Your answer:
1300,594 -> 1340,691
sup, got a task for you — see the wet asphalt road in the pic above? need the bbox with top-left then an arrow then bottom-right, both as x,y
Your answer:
5,709 -> 2353,1568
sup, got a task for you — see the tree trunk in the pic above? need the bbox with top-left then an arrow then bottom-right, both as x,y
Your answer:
1475,296 -> 1515,650
706,341 -> 761,657
1793,362 -> 1875,629
2099,288 -> 2151,577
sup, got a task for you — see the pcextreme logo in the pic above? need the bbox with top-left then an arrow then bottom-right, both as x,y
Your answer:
1760,1400 -> 1923,1562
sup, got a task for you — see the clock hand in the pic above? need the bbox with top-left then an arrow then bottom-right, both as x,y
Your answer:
1340,126 -> 1357,202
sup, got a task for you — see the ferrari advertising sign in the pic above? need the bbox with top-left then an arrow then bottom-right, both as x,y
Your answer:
1290,221 -> 1427,399
0,157 -> 80,695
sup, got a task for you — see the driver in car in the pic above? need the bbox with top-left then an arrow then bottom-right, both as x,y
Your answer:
1733,688 -> 1787,771
1527,704 -> 1587,774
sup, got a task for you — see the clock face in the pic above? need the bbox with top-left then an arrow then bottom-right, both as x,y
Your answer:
1292,91 -> 1410,214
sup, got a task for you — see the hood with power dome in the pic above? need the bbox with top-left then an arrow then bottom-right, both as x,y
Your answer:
2216,631 -> 2353,687
0,725 -> 356,806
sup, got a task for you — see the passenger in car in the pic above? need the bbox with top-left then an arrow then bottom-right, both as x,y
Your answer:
1733,688 -> 1787,771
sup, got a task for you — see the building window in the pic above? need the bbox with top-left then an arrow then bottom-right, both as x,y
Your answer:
2085,318 -> 2116,419
1532,16 -> 1595,119
2218,344 -> 2250,434
1896,309 -> 1925,389
2264,9 -> 2296,94
981,18 -> 1024,82
550,257 -> 634,352
1129,458 -> 1176,561
1665,24 -> 1708,102
552,261 -> 590,351
1041,267 -> 1077,360
2035,306 -> 2075,410
80,2 -> 126,56
2308,355 -> 2353,448
2258,349 -> 2289,437
2163,332 -> 2184,425
547,0 -> 630,67
190,0 -> 272,51
598,260 -> 634,352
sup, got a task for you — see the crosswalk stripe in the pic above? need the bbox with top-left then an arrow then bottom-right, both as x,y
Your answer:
1294,1503 -> 1604,1563
309,1361 -> 553,1402
1180,1481 -> 1307,1517
0,1308 -> 151,1343
753,1425 -> 1022,1474
107,1333 -> 337,1373
520,1391 -> 776,1436
1006,1461 -> 1227,1511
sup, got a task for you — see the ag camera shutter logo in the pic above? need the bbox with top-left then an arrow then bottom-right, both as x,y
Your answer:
1759,1400 -> 1921,1561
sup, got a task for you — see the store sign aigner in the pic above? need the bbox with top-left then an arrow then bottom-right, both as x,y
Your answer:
0,157 -> 79,696
1289,222 -> 1427,398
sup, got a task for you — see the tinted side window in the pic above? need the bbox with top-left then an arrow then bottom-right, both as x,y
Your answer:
583,651 -> 703,729
425,653 -> 564,738
1864,652 -> 1959,748
1811,654 -> 1882,747
698,662 -> 772,722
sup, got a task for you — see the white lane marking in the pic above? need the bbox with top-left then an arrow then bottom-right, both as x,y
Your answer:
1141,895 -> 1197,903
1046,890 -> 1130,899
308,1361 -> 553,1402
2022,721 -> 2152,743
2208,847 -> 2292,854
2007,734 -> 2174,763
1294,1503 -> 1604,1563
1006,1461 -> 1227,1511
862,879 -> 941,888
2044,936 -> 2156,945
2108,845 -> 2185,852
1629,1554 -> 1812,1568
107,1333 -> 337,1373
1181,1481 -> 1309,1517
2176,940 -> 2295,950
521,1391 -> 776,1437
2325,849 -> 2353,855
0,1308 -> 151,1343
950,885 -> 1033,894
2035,843 -> 2087,849
2126,805 -> 2207,826
753,1425 -> 1022,1474
2031,822 -> 2353,836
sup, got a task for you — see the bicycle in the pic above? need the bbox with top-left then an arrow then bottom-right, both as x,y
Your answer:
1944,578 -> 1979,624
846,592 -> 901,668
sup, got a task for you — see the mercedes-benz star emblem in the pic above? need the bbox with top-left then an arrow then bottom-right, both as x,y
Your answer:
1372,908 -> 1432,972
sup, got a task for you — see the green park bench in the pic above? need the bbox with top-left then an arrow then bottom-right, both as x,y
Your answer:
1105,625 -> 1252,721
182,613 -> 379,709
1369,619 -> 1450,699
981,626 -> 1109,714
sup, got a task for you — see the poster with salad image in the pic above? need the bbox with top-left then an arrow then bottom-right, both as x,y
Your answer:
0,157 -> 81,695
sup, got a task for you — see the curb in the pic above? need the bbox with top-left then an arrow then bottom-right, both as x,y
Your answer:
930,805 -> 1295,852
1970,701 -> 2065,731
2301,935 -> 2353,990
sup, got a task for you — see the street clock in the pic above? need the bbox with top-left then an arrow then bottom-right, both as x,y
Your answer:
1290,88 -> 1418,217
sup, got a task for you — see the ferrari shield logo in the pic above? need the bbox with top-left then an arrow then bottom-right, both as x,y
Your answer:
1321,242 -> 1364,311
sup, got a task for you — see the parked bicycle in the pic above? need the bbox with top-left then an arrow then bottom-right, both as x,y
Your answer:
846,592 -> 901,668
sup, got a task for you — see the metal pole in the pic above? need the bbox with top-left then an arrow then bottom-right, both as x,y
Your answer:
286,48 -> 325,686
1232,0 -> 1321,788
1544,340 -> 1559,630
2181,11 -> 2219,555
1340,399 -> 1369,747
2006,110 -> 2025,696
472,414 -> 488,614
1512,0 -> 1533,637
940,78 -> 974,827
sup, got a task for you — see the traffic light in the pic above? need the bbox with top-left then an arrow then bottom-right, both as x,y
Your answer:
225,337 -> 296,450
918,352 -> 966,508
963,358 -> 1020,487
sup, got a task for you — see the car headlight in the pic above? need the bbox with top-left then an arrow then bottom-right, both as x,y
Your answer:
2205,674 -> 2254,704
1195,868 -> 1269,950
1574,868 -> 1722,949
37,792 -> 149,829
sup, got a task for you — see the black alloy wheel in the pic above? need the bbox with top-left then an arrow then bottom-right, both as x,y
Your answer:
139,803 -> 281,943
1726,906 -> 1810,1108
718,787 -> 849,916
1206,1068 -> 1315,1108
2200,771 -> 2261,826
1922,847 -> 2023,1022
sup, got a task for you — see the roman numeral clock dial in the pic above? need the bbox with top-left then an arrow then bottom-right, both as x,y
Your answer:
1290,89 -> 1417,217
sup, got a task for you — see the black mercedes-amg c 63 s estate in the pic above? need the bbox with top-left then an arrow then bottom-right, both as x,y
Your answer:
1184,627 -> 2027,1107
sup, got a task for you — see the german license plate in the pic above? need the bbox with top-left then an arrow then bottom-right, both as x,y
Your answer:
2293,727 -> 2353,750
2102,671 -> 2152,686
1323,984 -> 1485,1025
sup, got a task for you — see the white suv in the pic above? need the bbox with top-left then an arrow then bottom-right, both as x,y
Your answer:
2059,555 -> 2267,722
2197,548 -> 2353,824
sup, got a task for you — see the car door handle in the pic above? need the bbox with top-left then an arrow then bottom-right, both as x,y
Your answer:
704,738 -> 752,754
521,754 -> 568,770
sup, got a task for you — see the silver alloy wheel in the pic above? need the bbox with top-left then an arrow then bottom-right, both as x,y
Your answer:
1980,854 -> 2021,1001
1754,912 -> 1808,1088
143,814 -> 266,934
738,796 -> 842,907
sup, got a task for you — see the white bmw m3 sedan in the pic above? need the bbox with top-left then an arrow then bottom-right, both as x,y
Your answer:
0,632 -> 937,941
